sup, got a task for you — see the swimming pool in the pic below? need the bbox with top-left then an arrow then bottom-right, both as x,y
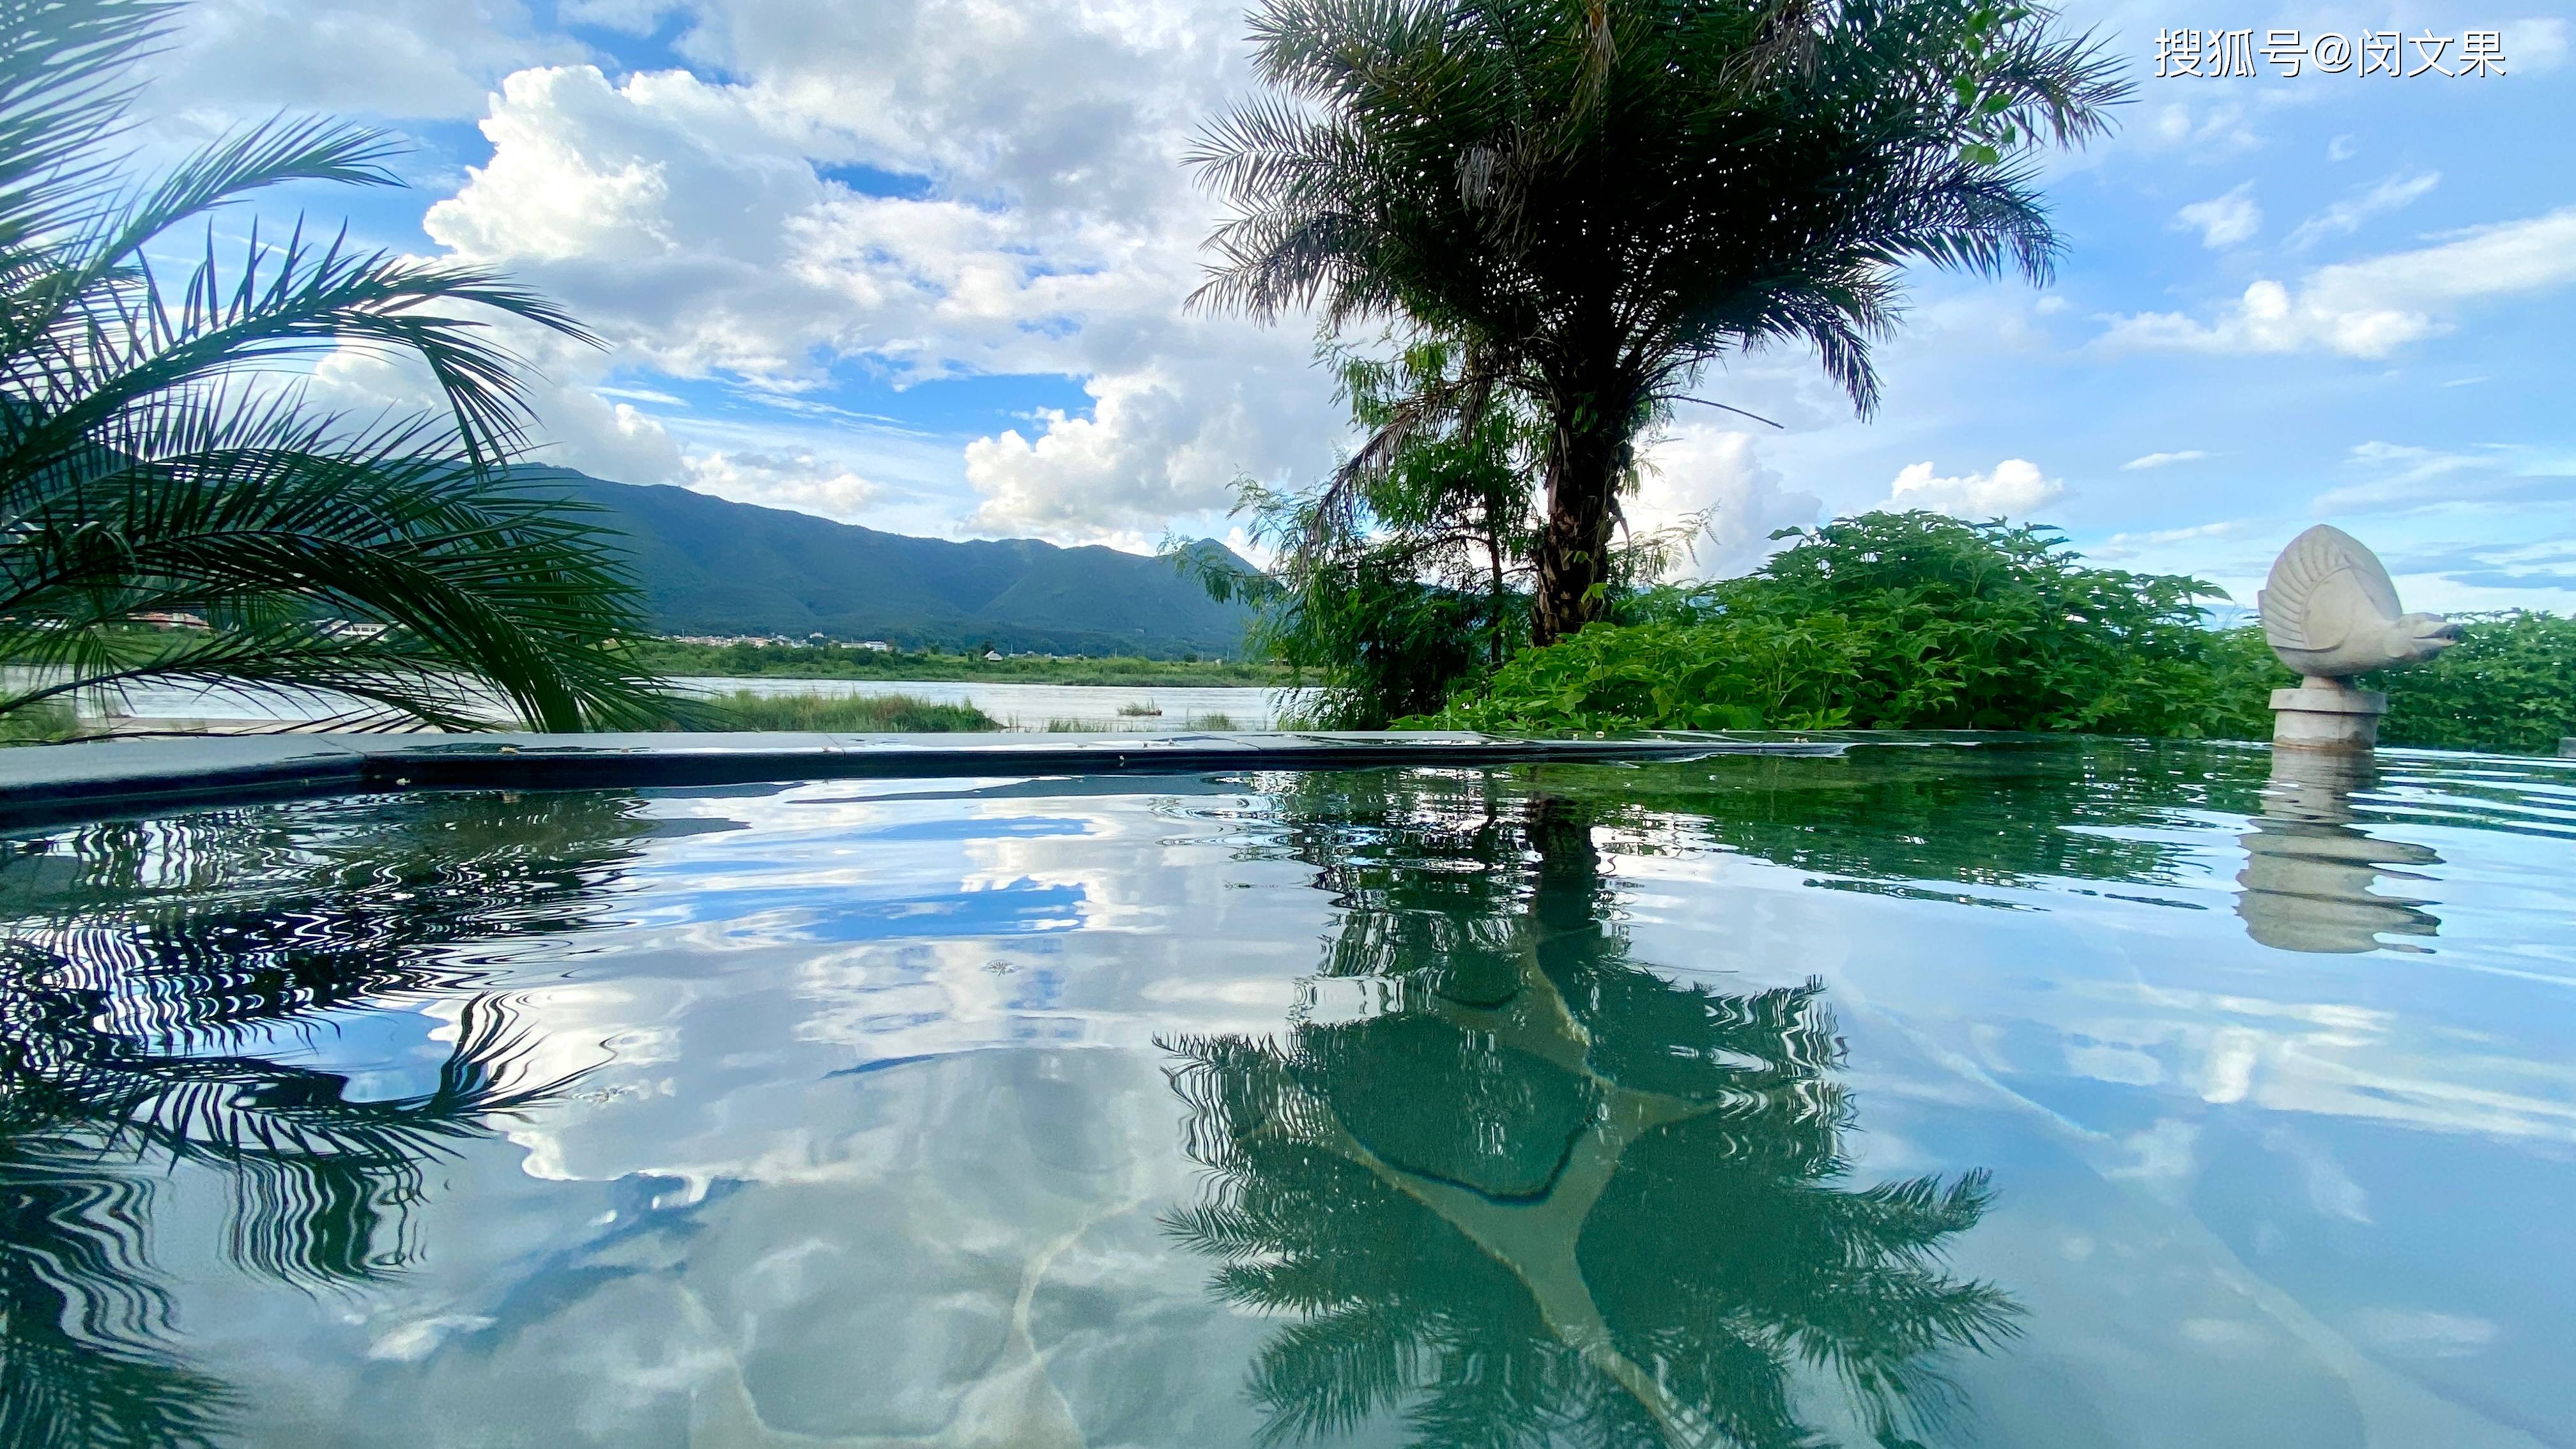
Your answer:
3,737 -> 2569,1446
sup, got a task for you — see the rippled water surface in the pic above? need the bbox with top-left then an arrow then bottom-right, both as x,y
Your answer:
3,739 -> 2572,1447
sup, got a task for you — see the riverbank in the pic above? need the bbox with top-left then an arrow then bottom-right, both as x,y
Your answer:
625,640 -> 1284,686
8,675 -> 1294,736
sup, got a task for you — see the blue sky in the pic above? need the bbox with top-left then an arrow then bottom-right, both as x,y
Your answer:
136,0 -> 2576,615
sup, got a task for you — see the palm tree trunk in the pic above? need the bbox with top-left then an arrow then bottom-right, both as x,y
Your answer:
1530,395 -> 1632,648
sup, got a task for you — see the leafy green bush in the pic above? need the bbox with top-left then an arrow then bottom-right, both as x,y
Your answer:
1418,615 -> 1868,732
1424,512 -> 2232,736
2374,613 -> 2576,753
2189,613 -> 2576,755
686,691 -> 997,733
1414,512 -> 2576,754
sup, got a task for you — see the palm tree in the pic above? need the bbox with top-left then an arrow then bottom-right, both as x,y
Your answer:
0,0 -> 675,734
1190,0 -> 2126,645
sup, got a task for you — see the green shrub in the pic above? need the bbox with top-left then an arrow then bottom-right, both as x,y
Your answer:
1425,512 -> 2231,737
0,698 -> 81,744
2368,613 -> 2576,753
1417,615 -> 1867,732
2182,615 -> 2576,753
687,691 -> 997,733
1414,512 -> 2576,755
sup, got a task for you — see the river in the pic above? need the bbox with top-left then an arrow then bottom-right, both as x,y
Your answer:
22,671 -> 1296,732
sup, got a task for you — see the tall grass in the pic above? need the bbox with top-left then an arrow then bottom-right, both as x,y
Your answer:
687,690 -> 999,732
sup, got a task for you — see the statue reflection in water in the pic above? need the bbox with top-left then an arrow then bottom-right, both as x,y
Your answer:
1163,778 -> 2019,1448
0,795 -> 642,1448
2235,752 -> 2442,954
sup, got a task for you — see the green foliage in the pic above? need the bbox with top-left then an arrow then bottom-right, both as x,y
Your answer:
1172,337 -> 1699,727
1172,338 -> 1538,727
2373,613 -> 2576,753
1425,615 -> 1867,732
1429,512 -> 2228,735
2198,613 -> 2576,755
1190,0 -> 2127,636
684,689 -> 999,733
1419,513 -> 2576,755
0,0 -> 674,734
0,695 -> 75,742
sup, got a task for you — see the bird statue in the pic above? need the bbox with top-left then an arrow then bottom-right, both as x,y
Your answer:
2258,525 -> 2458,684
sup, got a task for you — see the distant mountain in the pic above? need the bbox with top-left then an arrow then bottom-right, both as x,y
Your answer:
514,467 -> 1259,658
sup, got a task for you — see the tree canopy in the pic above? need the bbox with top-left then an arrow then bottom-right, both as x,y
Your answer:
1191,0 -> 2127,643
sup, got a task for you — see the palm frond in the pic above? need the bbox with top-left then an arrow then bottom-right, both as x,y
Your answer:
0,0 -> 666,737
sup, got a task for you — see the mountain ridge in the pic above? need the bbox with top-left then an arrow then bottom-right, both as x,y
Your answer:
510,466 -> 1257,658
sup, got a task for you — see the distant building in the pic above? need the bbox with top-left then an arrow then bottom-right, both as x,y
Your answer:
858,640 -> 893,652
128,611 -> 210,631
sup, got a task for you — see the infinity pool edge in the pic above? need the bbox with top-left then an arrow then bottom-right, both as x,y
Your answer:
0,730 -> 1843,831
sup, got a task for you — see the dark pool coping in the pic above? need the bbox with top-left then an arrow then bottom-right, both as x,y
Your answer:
0,730 -> 1843,831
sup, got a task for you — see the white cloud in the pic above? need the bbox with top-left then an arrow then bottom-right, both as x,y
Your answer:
2142,100 -> 2259,156
2094,519 -> 2261,560
1883,458 -> 2064,518
2173,183 -> 2260,249
150,0 -> 579,122
962,342 -> 1338,540
1627,429 -> 1822,579
383,23 -> 1346,543
2122,450 -> 2209,471
300,324 -> 689,487
2099,207 -> 2576,358
2327,134 -> 2358,162
683,450 -> 882,520
2308,440 -> 2571,514
2285,171 -> 2440,251
2503,17 -> 2570,72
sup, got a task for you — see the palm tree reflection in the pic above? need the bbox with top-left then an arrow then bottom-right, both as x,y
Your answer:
1166,781 -> 2018,1448
0,794 -> 645,1446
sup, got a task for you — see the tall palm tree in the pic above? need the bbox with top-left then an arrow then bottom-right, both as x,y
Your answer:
1190,0 -> 2127,645
0,0 -> 675,734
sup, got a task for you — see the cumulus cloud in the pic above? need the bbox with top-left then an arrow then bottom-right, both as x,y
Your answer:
2285,171 -> 2439,251
2122,450 -> 2208,471
683,449 -> 882,519
961,339 -> 1336,539
1882,458 -> 2064,518
1627,429 -> 1822,578
300,325 -> 689,487
2173,183 -> 2260,249
2099,207 -> 2576,358
380,9 -> 1346,544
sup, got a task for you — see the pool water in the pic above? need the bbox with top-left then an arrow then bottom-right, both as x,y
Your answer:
3,739 -> 2571,1447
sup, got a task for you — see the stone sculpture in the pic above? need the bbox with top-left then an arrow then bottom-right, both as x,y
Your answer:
2258,525 -> 2457,750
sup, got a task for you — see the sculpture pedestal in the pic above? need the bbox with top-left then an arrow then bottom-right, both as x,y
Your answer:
2271,680 -> 2386,752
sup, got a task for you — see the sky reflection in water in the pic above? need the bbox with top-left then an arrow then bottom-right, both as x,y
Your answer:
1,739 -> 2570,1447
